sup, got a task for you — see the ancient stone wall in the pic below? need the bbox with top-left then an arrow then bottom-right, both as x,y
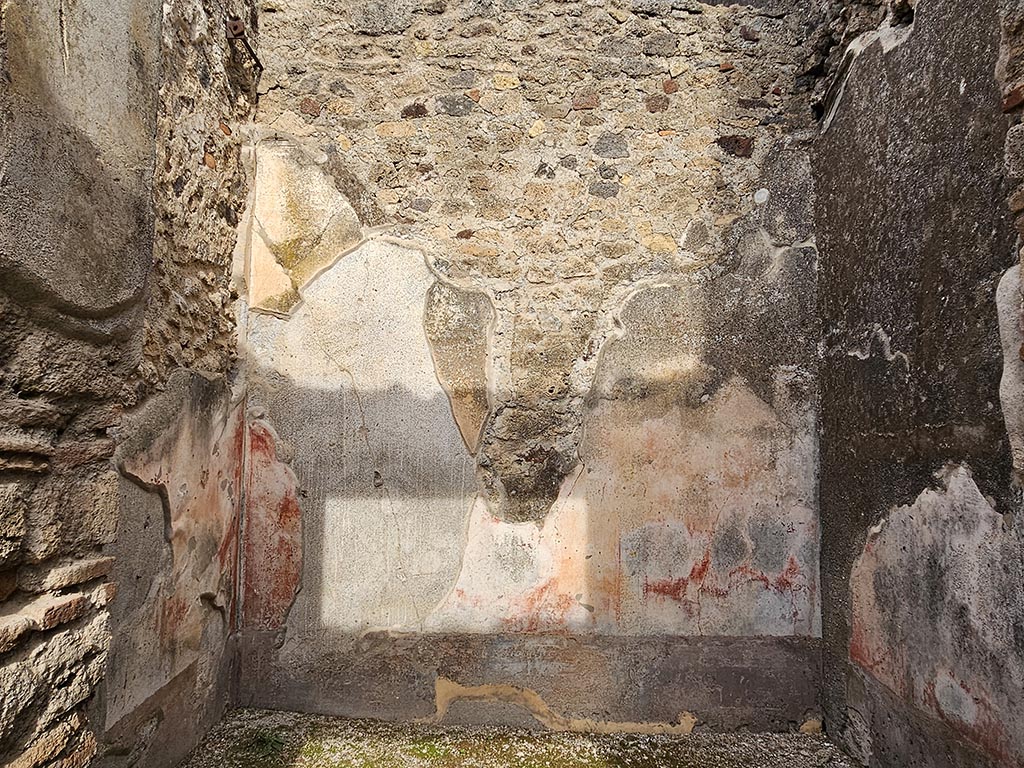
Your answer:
815,0 -> 1024,764
0,1 -> 160,764
234,0 -> 830,730
0,0 -> 256,766
4,0 -> 1024,764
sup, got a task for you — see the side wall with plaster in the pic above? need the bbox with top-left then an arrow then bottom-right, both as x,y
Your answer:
0,1 -> 258,766
815,0 -> 1024,765
234,0 -> 830,730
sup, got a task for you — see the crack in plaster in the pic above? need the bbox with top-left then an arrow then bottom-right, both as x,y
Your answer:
57,0 -> 69,75
845,323 -> 911,373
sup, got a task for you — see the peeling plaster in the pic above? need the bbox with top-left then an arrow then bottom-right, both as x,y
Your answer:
821,8 -> 917,133
849,465 -> 1024,765
997,264 -> 1024,477
246,138 -> 364,315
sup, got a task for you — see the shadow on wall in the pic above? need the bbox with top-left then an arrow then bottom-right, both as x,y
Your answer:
812,0 -> 1023,763
234,228 -> 825,731
230,0 -> 832,735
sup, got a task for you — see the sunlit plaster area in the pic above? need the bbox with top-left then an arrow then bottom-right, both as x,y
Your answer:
1,0 -> 1023,766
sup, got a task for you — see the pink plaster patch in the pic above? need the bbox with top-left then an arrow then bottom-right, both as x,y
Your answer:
241,419 -> 303,630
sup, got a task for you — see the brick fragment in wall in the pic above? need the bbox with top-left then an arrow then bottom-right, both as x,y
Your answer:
0,398 -> 64,429
1003,83 -> 1024,112
17,557 -> 114,593
88,581 -> 117,609
1009,185 -> 1024,213
717,135 -> 755,158
50,437 -> 115,468
49,729 -> 97,768
0,432 -> 51,471
16,592 -> 91,631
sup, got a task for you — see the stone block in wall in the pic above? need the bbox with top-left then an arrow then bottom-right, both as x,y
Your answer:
0,398 -> 64,430
8,713 -> 82,768
0,571 -> 17,602
0,614 -> 32,654
1006,123 -> 1024,178
0,661 -> 35,743
17,592 -> 91,632
0,613 -> 109,750
0,483 -> 28,569
49,728 -> 97,768
16,557 -> 114,593
22,471 -> 119,562
0,431 -> 50,474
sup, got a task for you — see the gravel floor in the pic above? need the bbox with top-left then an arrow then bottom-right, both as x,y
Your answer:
179,708 -> 856,768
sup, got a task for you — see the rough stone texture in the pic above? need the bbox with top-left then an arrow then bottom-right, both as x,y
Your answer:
1,0 -> 256,765
814,0 -> 1022,765
138,0 -> 259,387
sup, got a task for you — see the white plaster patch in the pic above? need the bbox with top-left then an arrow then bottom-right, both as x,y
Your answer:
246,239 -> 478,633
